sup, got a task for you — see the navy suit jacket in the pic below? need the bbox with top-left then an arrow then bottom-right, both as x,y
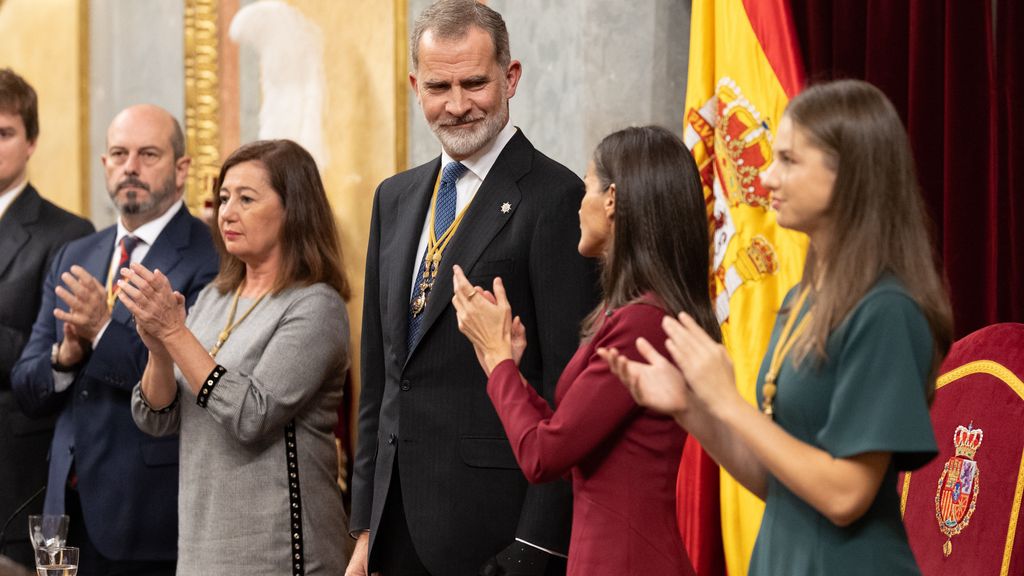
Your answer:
11,205 -> 218,561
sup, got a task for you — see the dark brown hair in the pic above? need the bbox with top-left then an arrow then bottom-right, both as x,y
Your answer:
785,79 -> 953,386
585,125 -> 721,342
210,140 -> 350,300
0,68 -> 39,143
411,0 -> 510,70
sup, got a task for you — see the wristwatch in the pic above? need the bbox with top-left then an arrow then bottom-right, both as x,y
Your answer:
51,342 -> 78,373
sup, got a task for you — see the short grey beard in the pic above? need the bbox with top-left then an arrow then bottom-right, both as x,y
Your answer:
431,101 -> 509,159
109,173 -> 176,217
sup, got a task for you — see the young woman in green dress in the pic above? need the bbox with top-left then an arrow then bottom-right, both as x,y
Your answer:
600,79 -> 954,575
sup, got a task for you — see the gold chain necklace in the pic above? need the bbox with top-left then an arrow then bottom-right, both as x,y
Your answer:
209,282 -> 269,358
410,170 -> 473,317
761,287 -> 812,418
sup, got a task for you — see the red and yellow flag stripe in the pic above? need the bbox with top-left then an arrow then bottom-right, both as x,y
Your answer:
680,1 -> 807,574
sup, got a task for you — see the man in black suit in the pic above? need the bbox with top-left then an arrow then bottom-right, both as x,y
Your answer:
0,68 -> 93,568
348,2 -> 598,575
12,104 -> 218,576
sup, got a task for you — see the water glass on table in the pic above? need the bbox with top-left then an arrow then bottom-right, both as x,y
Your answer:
33,546 -> 78,576
27,515 -> 68,553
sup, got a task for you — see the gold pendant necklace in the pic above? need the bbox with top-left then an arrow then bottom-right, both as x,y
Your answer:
410,171 -> 471,318
411,253 -> 441,317
761,287 -> 812,418
209,282 -> 269,358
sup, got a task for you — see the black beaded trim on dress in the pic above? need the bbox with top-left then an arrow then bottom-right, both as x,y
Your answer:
196,364 -> 226,408
286,421 -> 306,575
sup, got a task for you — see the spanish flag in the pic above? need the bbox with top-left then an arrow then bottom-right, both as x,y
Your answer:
679,1 -> 807,575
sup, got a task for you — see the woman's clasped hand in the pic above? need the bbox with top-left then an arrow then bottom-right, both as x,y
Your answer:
116,263 -> 186,351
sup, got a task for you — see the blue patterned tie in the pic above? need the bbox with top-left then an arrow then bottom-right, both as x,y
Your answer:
408,161 -> 468,352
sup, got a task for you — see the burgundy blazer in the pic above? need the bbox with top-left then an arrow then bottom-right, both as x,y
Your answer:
488,300 -> 695,576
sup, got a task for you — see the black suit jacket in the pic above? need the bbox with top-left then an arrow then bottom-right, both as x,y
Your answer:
352,130 -> 599,574
11,205 -> 218,562
0,185 -> 92,564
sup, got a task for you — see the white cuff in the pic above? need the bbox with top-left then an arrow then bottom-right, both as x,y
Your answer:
53,370 -> 75,393
515,538 -> 568,559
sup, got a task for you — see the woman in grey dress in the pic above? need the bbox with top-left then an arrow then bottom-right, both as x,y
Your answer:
117,139 -> 351,575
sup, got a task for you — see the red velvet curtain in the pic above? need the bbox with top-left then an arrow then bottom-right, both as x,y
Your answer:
788,0 -> 1024,337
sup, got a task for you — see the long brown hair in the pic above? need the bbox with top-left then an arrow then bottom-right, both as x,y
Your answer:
584,126 -> 721,342
786,80 -> 952,384
210,140 -> 351,300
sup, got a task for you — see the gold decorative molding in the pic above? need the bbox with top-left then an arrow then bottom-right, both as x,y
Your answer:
184,0 -> 221,214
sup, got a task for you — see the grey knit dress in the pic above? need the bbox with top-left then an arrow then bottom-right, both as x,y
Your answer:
131,282 -> 350,576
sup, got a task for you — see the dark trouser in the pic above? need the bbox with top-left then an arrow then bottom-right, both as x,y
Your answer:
65,487 -> 176,576
371,463 -> 567,576
373,462 -> 433,576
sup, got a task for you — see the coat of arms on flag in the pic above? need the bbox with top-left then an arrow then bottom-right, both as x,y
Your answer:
935,423 -> 983,557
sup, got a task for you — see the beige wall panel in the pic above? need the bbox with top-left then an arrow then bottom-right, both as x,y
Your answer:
281,0 -> 405,420
0,0 -> 87,218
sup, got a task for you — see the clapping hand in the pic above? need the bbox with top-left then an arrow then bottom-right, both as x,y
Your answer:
452,265 -> 526,375
661,312 -> 740,415
598,311 -> 740,421
115,263 -> 186,357
52,265 -> 111,365
597,336 -> 692,420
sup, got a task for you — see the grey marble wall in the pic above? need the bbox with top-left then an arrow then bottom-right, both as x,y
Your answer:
85,0 -> 691,225
89,0 -> 186,229
406,0 -> 691,175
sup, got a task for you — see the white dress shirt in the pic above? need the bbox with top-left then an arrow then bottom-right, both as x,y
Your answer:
408,121 -> 518,297
0,178 -> 28,222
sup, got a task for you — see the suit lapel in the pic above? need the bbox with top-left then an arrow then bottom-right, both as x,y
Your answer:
387,159 -> 441,358
406,131 -> 532,361
81,227 -> 117,293
0,185 -> 41,278
0,218 -> 29,279
112,207 -> 191,324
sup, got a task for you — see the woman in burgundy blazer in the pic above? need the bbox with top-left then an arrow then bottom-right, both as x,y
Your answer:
452,125 -> 719,575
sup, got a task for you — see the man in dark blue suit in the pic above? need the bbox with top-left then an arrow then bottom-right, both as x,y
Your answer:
12,104 -> 218,576
0,68 -> 93,569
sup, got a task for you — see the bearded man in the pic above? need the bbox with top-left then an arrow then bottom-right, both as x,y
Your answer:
347,1 -> 598,575
12,104 -> 218,576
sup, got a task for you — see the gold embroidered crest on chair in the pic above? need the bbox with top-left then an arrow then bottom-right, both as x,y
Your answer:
898,323 -> 1024,576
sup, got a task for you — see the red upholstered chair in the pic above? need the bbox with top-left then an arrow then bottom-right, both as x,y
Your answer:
898,323 -> 1024,576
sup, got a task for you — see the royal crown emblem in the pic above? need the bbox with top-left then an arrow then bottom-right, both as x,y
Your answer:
935,423 -> 983,557
684,78 -> 777,315
714,82 -> 774,210
736,236 -> 779,281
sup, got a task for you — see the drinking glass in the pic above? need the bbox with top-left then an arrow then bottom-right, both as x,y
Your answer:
33,546 -> 78,576
27,515 -> 69,553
